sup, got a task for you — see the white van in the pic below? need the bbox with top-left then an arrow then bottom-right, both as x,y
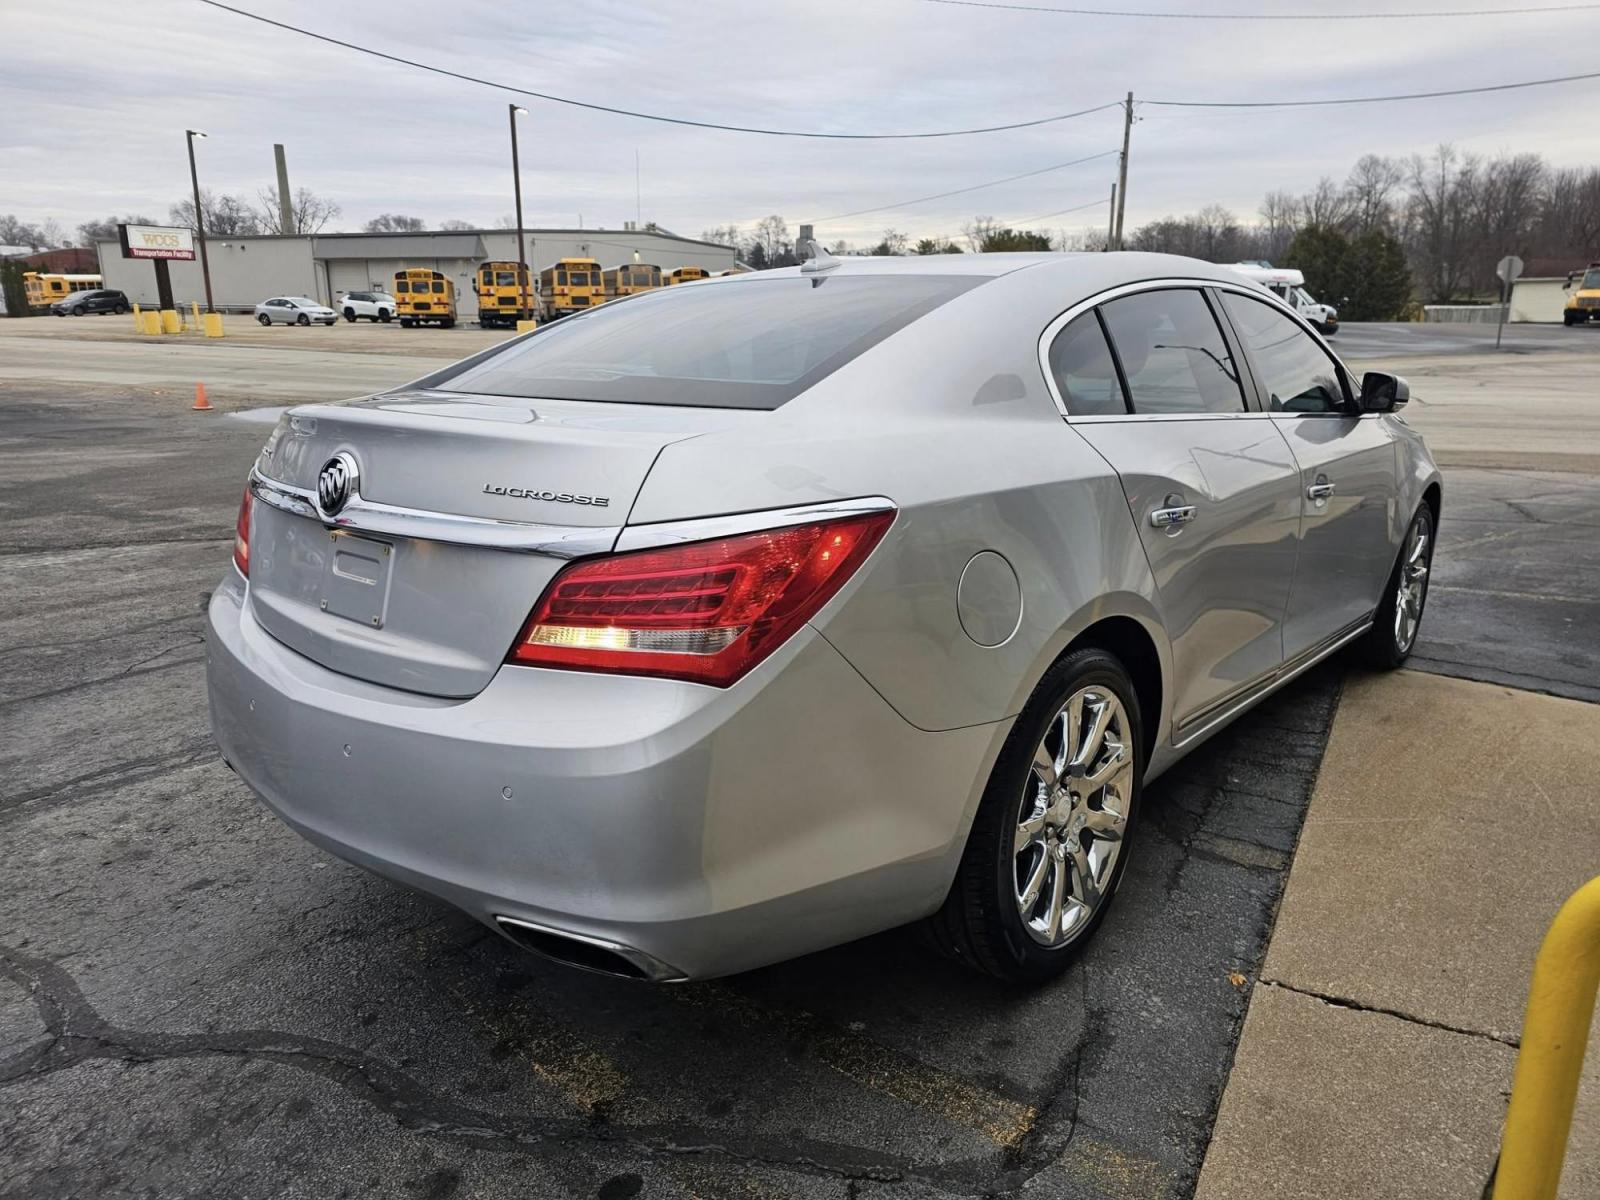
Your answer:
1229,263 -> 1339,335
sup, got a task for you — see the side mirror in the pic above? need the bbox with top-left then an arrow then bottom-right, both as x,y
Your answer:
1358,371 -> 1410,413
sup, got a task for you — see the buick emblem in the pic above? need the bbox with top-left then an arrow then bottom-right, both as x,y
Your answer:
317,453 -> 358,517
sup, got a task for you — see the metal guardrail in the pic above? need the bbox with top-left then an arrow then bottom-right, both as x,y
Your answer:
1493,875 -> 1600,1200
1423,304 -> 1505,324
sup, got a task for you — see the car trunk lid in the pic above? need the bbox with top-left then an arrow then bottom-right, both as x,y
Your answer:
244,390 -> 741,697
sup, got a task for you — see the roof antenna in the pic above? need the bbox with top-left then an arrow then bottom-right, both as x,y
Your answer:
798,223 -> 839,276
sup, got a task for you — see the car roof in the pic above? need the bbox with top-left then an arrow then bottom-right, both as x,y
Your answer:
709,251 -> 1261,289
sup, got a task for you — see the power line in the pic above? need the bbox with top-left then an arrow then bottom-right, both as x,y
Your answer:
818,150 -> 1120,221
192,0 -> 1120,139
920,0 -> 1594,19
1147,69 -> 1600,108
1008,196 -> 1110,225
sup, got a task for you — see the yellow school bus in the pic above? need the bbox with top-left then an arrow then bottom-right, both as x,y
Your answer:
602,263 -> 661,301
538,257 -> 604,319
663,266 -> 709,286
474,260 -> 534,329
393,268 -> 456,328
24,272 -> 103,310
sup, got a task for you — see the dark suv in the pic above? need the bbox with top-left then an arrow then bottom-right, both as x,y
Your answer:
52,289 -> 131,317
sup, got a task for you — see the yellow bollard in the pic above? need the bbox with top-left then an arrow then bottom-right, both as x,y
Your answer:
139,311 -> 163,336
132,303 -> 142,331
1493,875 -> 1600,1200
190,301 -> 201,331
515,319 -> 540,334
202,312 -> 225,338
159,309 -> 181,335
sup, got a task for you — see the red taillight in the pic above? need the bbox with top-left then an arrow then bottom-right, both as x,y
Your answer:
508,509 -> 894,687
232,485 -> 253,577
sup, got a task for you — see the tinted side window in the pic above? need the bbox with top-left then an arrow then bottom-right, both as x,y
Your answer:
1047,313 -> 1126,416
1099,289 -> 1245,415
1221,292 -> 1346,414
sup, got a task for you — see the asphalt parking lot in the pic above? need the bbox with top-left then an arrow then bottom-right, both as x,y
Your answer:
2,320 -> 1597,1198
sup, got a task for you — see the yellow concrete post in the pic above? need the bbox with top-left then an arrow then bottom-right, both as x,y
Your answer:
132,303 -> 142,331
515,319 -> 540,334
190,301 -> 201,331
139,311 -> 163,336
159,309 -> 181,335
1493,875 -> 1600,1200
203,312 -> 225,338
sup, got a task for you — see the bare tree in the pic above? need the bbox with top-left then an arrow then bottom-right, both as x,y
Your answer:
1299,176 -> 1354,231
1404,145 -> 1479,303
1345,155 -> 1405,234
171,190 -> 261,237
962,216 -> 1002,254
700,223 -> 741,248
438,219 -> 476,231
752,215 -> 791,263
76,215 -> 157,246
1256,191 -> 1301,262
0,215 -> 49,250
256,186 -> 341,235
362,213 -> 426,234
1534,166 -> 1600,259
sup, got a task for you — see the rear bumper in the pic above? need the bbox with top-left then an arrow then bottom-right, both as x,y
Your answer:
206,571 -> 1002,978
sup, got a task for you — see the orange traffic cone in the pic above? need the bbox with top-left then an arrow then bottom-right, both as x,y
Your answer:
192,382 -> 213,411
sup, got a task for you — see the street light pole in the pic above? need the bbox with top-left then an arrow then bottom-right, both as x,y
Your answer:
185,129 -> 215,313
509,104 -> 530,321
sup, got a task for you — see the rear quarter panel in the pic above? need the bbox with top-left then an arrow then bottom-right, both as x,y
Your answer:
627,265 -> 1172,737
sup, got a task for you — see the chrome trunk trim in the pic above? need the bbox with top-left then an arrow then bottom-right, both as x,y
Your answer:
248,469 -> 620,558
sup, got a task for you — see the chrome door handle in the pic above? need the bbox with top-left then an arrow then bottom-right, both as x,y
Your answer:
1150,505 -> 1197,529
1306,481 -> 1336,502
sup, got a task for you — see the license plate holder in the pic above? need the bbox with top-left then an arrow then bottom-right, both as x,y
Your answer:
320,532 -> 394,629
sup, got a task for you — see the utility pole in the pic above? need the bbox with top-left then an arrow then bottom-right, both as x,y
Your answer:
509,104 -> 530,320
1106,183 -> 1117,251
185,130 -> 215,313
273,144 -> 294,234
1113,92 -> 1133,251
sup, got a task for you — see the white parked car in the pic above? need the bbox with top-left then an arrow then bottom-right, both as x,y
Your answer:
255,297 -> 338,326
335,291 -> 398,323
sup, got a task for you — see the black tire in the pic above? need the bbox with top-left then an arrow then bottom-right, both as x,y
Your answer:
343,308 -> 357,322
257,313 -> 272,326
378,309 -> 391,323
400,318 -> 414,328
71,307 -> 84,316
442,317 -> 456,329
114,304 -> 128,315
1364,503 -> 1435,669
296,313 -> 310,326
925,647 -> 1143,984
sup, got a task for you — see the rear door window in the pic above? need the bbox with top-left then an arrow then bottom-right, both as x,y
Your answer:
1098,289 -> 1245,415
1220,292 -> 1347,414
1046,313 -> 1127,416
433,274 -> 983,409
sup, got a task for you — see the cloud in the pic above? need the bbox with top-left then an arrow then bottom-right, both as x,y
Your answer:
3,0 -> 1594,246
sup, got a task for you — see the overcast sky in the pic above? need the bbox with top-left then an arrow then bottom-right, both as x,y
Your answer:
5,0 -> 1598,248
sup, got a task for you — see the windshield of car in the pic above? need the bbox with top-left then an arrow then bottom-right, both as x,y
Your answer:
434,274 -> 983,409
1291,286 -> 1319,308
290,298 -> 317,307
66,290 -> 99,300
1583,269 -> 1600,290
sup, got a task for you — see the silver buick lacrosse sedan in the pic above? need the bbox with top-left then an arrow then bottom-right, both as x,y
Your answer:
207,251 -> 1439,983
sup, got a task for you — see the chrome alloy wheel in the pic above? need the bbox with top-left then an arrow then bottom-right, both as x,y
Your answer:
1014,687 -> 1132,947
1394,518 -> 1431,653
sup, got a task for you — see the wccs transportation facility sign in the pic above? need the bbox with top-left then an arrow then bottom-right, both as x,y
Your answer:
118,223 -> 196,261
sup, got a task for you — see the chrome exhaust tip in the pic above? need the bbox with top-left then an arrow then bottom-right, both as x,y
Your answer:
493,916 -> 688,983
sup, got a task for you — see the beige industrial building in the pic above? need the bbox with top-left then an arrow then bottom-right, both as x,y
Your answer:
94,226 -> 736,317
1508,257 -> 1593,323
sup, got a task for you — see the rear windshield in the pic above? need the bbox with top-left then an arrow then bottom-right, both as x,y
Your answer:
434,275 -> 981,409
